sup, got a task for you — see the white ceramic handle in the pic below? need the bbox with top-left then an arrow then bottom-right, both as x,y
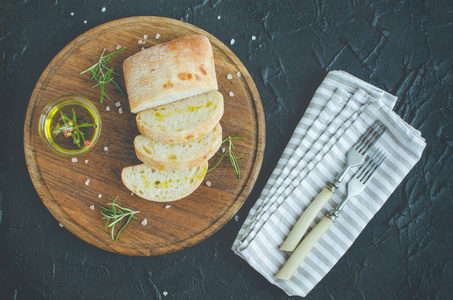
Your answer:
275,216 -> 334,280
280,187 -> 333,252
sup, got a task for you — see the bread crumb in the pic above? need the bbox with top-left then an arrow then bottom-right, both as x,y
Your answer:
118,107 -> 123,114
59,223 -> 64,228
217,15 -> 221,20
103,146 -> 108,151
251,35 -> 256,40
116,45 -> 122,50
98,194 -> 102,198
165,205 -> 171,209
85,159 -> 89,164
155,33 -> 161,39
206,181 -> 212,187
234,215 -> 239,222
236,72 -> 241,77
90,205 -> 95,210
229,91 -> 235,97
144,34 -> 148,40
227,74 -> 232,80
85,179 -> 90,186
71,157 -> 78,163
106,106 -> 110,111
101,7 -> 106,12
230,38 -> 235,45
141,219 -> 148,226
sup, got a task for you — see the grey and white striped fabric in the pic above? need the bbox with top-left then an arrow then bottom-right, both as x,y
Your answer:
232,70 -> 426,297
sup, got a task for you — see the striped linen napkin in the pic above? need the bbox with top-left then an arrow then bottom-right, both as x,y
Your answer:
232,70 -> 426,297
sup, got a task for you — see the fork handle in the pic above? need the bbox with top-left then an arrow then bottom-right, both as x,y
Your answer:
275,216 -> 334,280
280,187 -> 333,252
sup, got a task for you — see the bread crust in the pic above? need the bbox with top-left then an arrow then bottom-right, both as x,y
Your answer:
123,35 -> 218,113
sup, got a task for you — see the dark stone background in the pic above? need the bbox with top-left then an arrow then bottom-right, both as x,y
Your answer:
1,1 -> 452,299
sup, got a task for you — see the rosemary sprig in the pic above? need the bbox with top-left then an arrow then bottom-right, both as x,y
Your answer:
100,196 -> 140,241
80,47 -> 125,103
52,109 -> 95,147
207,136 -> 246,179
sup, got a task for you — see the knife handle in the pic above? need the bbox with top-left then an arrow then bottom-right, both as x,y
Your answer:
275,216 -> 334,280
280,187 -> 333,252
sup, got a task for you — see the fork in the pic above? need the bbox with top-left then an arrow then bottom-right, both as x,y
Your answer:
280,122 -> 385,252
275,150 -> 386,280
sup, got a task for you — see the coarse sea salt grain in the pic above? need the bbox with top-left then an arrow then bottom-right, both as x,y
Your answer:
236,72 -> 241,77
85,159 -> 89,164
252,35 -> 257,40
229,91 -> 235,97
70,12 -> 74,16
222,148 -> 226,153
141,219 -> 148,226
217,15 -> 221,20
165,205 -> 171,209
131,192 -> 135,196
116,45 -> 121,50
206,181 -> 212,187
118,107 -> 123,114
155,33 -> 161,39
90,205 -> 95,210
103,146 -> 108,151
85,179 -> 90,186
84,20 -> 87,24
106,106 -> 111,111
115,101 -> 121,107
101,7 -> 106,12
235,215 -> 240,222
227,74 -> 233,80
98,194 -> 102,198
163,291 -> 168,296
59,223 -> 64,228
71,157 -> 78,163
138,39 -> 144,45
144,34 -> 148,40
230,38 -> 235,45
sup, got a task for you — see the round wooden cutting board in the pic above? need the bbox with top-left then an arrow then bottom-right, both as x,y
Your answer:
24,17 -> 265,256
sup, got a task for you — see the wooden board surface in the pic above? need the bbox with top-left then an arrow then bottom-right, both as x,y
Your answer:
24,16 -> 265,256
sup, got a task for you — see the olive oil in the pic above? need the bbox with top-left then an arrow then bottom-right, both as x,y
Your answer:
39,95 -> 101,157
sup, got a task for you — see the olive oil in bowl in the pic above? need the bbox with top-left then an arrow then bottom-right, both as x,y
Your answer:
39,95 -> 101,157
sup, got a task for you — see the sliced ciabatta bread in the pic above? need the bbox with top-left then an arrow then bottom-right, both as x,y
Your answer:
135,123 -> 222,171
121,161 -> 208,202
123,35 -> 218,113
136,90 -> 224,143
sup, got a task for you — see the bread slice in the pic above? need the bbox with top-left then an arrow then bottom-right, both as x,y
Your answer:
121,161 -> 208,202
136,90 -> 224,143
123,35 -> 218,113
135,123 -> 222,171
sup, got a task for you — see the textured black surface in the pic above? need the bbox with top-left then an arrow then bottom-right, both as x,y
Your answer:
1,1 -> 452,299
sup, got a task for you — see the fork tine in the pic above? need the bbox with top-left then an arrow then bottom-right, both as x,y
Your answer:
356,149 -> 386,184
355,121 -> 386,154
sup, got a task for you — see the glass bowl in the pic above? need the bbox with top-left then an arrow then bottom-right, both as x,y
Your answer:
38,95 -> 102,157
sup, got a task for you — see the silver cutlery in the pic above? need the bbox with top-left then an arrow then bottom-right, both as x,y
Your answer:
280,122 -> 385,252
275,150 -> 386,280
